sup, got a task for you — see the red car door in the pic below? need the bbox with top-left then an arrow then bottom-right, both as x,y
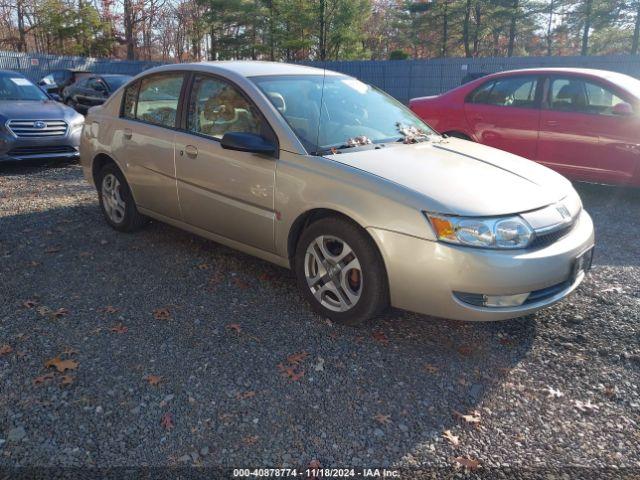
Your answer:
464,75 -> 541,160
538,76 -> 640,184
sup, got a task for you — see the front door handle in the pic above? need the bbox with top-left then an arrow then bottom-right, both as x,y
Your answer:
546,120 -> 559,127
184,144 -> 198,157
123,128 -> 132,139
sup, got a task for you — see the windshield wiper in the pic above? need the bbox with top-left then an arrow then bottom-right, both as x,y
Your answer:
317,136 -> 373,155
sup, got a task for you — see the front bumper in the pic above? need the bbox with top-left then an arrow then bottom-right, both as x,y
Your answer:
368,210 -> 595,321
0,127 -> 82,162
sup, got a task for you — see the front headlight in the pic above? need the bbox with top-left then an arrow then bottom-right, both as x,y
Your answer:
70,117 -> 84,130
425,212 -> 534,249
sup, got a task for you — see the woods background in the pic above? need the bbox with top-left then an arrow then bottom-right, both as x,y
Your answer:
1,0 -> 640,63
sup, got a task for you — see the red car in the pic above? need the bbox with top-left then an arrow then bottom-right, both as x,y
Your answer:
410,68 -> 640,187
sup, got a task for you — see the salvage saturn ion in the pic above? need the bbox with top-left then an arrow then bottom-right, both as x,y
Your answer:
80,62 -> 595,325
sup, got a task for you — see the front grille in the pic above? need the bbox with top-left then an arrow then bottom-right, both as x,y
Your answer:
529,224 -> 573,249
7,119 -> 68,137
8,145 -> 77,156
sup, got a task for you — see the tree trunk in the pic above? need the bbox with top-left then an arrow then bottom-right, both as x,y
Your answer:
632,1 -> 640,55
441,0 -> 448,58
473,1 -> 481,56
546,0 -> 554,56
507,0 -> 518,57
581,0 -> 593,56
463,0 -> 472,57
123,0 -> 135,60
16,0 -> 26,52
319,0 -> 326,61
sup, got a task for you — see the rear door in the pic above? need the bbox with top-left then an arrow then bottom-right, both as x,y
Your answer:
173,73 -> 277,253
111,72 -> 186,220
464,75 -> 542,160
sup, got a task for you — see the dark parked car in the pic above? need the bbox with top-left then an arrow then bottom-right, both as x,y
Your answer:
62,74 -> 131,114
0,70 -> 84,163
37,69 -> 92,98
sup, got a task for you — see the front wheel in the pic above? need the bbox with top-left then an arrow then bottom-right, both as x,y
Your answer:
97,163 -> 147,232
294,217 -> 389,326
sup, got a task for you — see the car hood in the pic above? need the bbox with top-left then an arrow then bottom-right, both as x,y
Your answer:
0,100 -> 78,120
324,138 -> 573,217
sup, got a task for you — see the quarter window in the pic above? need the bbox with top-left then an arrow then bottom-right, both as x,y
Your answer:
136,73 -> 184,128
468,76 -> 538,108
187,75 -> 262,139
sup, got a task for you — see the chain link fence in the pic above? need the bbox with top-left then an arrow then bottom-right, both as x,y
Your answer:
3,50 -> 640,103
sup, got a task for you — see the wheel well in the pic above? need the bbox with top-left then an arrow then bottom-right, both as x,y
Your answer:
287,208 -> 382,266
91,153 -> 117,186
444,131 -> 472,141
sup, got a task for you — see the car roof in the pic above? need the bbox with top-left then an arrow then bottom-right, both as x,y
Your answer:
484,67 -> 633,81
98,74 -> 132,78
147,61 -> 340,78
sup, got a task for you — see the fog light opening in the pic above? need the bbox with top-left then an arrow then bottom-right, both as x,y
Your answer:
482,293 -> 530,308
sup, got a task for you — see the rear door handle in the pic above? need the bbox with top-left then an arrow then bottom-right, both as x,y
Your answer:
184,144 -> 198,158
123,128 -> 132,139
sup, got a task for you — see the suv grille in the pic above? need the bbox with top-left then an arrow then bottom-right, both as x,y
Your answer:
7,120 -> 68,137
8,145 -> 77,156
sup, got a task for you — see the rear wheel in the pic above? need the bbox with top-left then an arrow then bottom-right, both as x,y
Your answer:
97,163 -> 146,232
294,216 -> 389,326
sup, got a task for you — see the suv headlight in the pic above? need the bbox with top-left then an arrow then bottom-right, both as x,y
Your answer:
425,212 -> 534,249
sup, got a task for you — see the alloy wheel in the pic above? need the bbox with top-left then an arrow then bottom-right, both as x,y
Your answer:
101,173 -> 126,224
304,235 -> 363,312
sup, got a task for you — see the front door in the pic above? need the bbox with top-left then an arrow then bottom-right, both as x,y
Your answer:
174,73 -> 277,253
111,72 -> 185,220
464,75 -> 541,160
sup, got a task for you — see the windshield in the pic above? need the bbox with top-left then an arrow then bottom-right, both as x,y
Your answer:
0,74 -> 48,101
104,76 -> 130,91
252,74 -> 436,154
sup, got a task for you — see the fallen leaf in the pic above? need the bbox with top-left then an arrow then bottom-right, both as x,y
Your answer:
232,277 -> 250,289
51,308 -> 69,318
197,263 -> 210,270
457,345 -> 474,356
110,323 -> 128,334
453,409 -> 481,425
145,375 -> 163,386
45,246 -> 61,253
0,344 -> 13,356
277,363 -> 305,381
29,261 -> 41,267
314,357 -> 325,372
259,272 -> 275,282
36,306 -> 51,317
153,308 -> 171,320
242,435 -> 259,446
22,299 -> 38,308
102,306 -> 118,314
160,412 -> 174,430
308,459 -> 321,469
374,413 -> 391,425
575,399 -> 599,413
60,375 -> 75,386
227,323 -> 242,333
79,251 -> 92,257
33,372 -> 56,385
44,357 -> 78,373
286,351 -> 309,365
453,456 -> 481,471
372,331 -> 389,345
236,390 -> 256,400
442,429 -> 460,446
423,364 -> 439,374
603,385 -> 616,398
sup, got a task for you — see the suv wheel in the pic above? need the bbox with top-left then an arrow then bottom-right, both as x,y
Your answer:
97,163 -> 146,232
294,216 -> 389,326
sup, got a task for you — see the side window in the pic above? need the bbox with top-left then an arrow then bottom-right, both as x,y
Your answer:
467,77 -> 538,108
467,81 -> 495,104
549,78 -> 587,113
584,81 -> 626,115
187,75 -> 263,139
121,81 -> 139,119
136,73 -> 184,128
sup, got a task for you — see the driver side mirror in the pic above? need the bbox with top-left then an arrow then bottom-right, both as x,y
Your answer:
220,132 -> 276,155
612,102 -> 633,116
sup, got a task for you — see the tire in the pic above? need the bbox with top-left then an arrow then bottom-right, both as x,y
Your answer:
96,163 -> 147,232
294,216 -> 389,326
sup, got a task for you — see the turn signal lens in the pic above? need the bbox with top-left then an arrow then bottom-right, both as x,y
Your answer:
429,216 -> 456,240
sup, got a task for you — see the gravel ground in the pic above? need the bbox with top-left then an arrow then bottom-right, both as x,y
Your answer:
0,162 -> 639,478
